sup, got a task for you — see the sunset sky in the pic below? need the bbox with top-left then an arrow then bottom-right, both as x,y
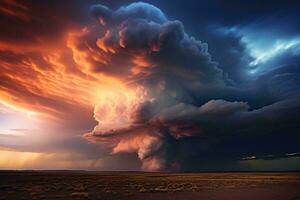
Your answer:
0,0 -> 300,171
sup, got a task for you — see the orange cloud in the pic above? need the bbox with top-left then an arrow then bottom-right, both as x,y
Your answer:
0,29 -> 142,132
0,0 -> 30,21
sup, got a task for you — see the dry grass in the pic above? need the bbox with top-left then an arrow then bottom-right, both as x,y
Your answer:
0,171 -> 299,200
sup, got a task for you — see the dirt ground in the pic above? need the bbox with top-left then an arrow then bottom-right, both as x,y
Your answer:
0,171 -> 299,200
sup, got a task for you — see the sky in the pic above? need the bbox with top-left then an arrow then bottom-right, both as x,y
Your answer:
0,0 -> 300,171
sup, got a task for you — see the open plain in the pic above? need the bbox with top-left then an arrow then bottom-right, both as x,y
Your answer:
0,171 -> 299,200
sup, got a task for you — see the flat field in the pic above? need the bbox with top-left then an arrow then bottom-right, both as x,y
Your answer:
0,171 -> 299,200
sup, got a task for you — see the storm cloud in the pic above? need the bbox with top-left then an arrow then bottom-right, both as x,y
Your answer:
0,0 -> 299,171
82,2 -> 300,171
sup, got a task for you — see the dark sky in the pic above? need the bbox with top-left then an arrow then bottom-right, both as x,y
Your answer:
0,0 -> 299,171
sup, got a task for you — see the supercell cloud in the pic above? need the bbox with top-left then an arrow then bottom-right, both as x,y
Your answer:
81,3 -> 300,171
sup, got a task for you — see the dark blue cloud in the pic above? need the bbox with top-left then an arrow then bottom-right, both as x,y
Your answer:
82,2 -> 300,171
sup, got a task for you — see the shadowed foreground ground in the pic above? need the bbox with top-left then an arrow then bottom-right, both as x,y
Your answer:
0,171 -> 299,200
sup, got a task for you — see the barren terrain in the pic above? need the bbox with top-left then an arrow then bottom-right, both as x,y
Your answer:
0,171 -> 299,200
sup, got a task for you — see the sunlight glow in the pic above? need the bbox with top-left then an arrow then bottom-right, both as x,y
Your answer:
0,102 -> 39,131
0,150 -> 103,170
93,85 -> 146,134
